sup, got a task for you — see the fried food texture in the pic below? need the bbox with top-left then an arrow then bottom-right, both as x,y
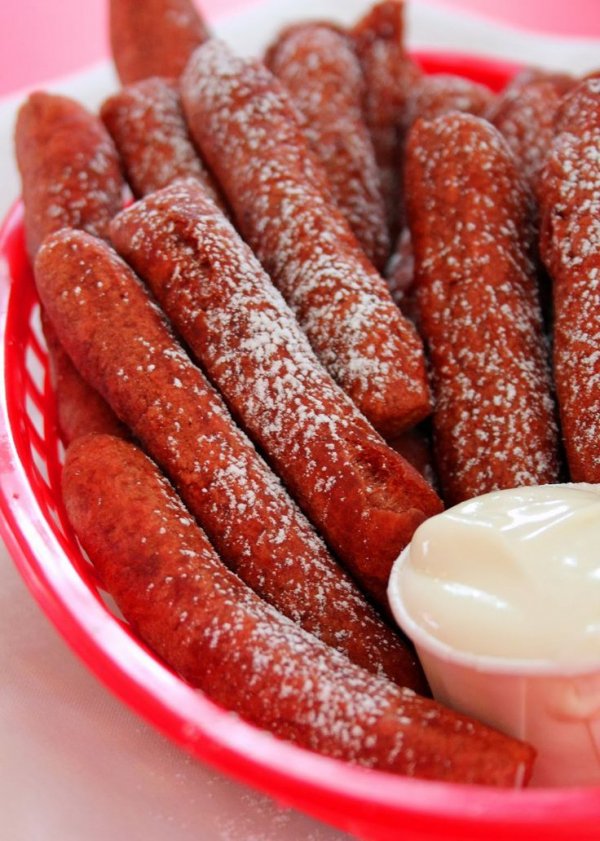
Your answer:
42,311 -> 127,445
110,178 -> 442,611
266,23 -> 390,270
181,39 -> 432,438
405,113 -> 560,503
15,91 -> 123,260
351,0 -> 422,238
488,68 -> 575,190
61,432 -> 535,786
35,227 -> 429,688
109,0 -> 210,84
101,77 -> 224,206
537,78 -> 600,481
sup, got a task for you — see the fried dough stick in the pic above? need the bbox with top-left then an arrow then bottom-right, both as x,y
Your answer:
109,0 -> 210,84
62,433 -> 535,785
266,23 -> 390,271
15,92 -> 124,260
101,77 -> 224,207
405,114 -> 560,503
110,179 -> 442,610
386,74 -> 493,316
15,91 -> 126,442
35,228 -> 428,690
181,40 -> 432,438
538,79 -> 600,481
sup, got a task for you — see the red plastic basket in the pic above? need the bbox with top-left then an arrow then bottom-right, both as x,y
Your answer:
1,52 -> 600,841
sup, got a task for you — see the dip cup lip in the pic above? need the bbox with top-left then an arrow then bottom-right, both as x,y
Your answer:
388,546 -> 600,679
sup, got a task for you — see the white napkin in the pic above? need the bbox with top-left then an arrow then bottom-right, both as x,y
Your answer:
2,2 -> 599,840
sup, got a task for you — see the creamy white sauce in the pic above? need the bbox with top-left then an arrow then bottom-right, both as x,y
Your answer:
397,484 -> 600,662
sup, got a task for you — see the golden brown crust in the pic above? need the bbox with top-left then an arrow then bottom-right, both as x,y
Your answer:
537,79 -> 600,481
110,179 -> 442,611
62,432 -> 535,785
180,40 -> 432,438
34,228 -> 429,689
100,77 -> 224,206
266,23 -> 390,270
14,91 -> 124,261
405,113 -> 560,503
109,0 -> 210,84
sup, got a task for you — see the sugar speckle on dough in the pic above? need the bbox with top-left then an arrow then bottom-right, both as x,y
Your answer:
180,40 -> 431,433
405,112 -> 559,501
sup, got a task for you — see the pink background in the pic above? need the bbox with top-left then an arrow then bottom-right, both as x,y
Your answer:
0,0 -> 599,97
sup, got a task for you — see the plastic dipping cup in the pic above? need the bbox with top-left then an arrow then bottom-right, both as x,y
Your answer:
387,486 -> 600,788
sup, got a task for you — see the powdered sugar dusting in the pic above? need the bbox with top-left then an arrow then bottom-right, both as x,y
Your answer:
112,179 -> 442,615
15,92 -> 124,257
41,146 -> 122,239
267,24 -> 389,269
65,429 -> 530,783
538,79 -> 600,480
405,113 -> 559,502
180,39 -> 431,435
350,1 -> 421,237
404,73 -> 492,131
67,434 -> 441,776
40,227 -> 417,682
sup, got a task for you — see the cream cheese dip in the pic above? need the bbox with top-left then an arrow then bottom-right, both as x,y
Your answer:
388,483 -> 600,786
393,483 -> 600,664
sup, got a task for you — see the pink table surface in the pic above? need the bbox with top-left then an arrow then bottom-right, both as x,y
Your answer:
0,0 -> 599,97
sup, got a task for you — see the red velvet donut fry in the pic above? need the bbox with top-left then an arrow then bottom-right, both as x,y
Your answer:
386,74 -> 494,323
180,39 -> 432,438
404,74 -> 493,131
109,0 -> 210,84
101,77 -> 224,207
34,228 -> 429,690
266,23 -> 390,271
537,79 -> 600,482
42,312 -> 128,445
351,0 -> 422,239
110,178 -> 442,612
487,68 -> 575,190
62,433 -> 535,786
14,91 -> 124,261
15,90 -> 127,441
405,113 -> 560,504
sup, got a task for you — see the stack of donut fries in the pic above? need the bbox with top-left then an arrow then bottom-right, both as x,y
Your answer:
12,0 -> 600,786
